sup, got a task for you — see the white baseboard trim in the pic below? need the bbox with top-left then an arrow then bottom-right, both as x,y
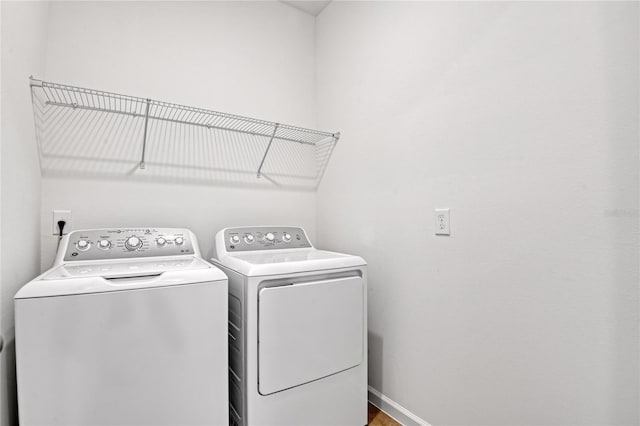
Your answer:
368,386 -> 431,426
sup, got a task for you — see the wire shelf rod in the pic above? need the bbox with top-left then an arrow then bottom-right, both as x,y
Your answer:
46,101 -> 324,145
43,100 -> 320,146
257,123 -> 279,178
140,99 -> 151,169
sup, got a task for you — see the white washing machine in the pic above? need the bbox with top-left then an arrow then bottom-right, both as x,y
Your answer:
15,228 -> 228,426
211,226 -> 367,426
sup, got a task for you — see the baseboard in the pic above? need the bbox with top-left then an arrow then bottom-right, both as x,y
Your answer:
368,386 -> 431,426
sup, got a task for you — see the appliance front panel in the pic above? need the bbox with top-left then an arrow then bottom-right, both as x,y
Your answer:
15,281 -> 228,426
223,226 -> 312,253
257,276 -> 363,395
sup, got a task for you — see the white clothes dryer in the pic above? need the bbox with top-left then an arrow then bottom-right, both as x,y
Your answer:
15,228 -> 228,426
211,226 -> 367,426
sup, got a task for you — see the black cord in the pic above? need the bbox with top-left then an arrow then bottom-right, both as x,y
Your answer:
58,220 -> 66,241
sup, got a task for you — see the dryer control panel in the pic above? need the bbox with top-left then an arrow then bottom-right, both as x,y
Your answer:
62,228 -> 195,261
222,226 -> 312,252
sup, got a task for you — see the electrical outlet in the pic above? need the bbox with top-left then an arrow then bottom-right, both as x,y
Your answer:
435,208 -> 450,235
52,210 -> 72,236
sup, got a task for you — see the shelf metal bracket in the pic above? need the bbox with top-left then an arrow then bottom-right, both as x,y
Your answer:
257,123 -> 279,178
139,99 -> 151,169
29,75 -> 43,88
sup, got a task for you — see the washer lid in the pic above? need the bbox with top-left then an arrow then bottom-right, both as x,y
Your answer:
43,256 -> 211,280
214,249 -> 366,276
15,257 -> 227,299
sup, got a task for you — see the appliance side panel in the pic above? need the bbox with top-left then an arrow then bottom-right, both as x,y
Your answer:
216,264 -> 247,426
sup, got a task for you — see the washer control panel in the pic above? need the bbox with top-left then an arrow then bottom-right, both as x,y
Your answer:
63,228 -> 194,261
223,227 -> 311,252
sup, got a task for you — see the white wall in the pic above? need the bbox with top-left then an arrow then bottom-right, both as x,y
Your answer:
0,2 -> 50,425
40,1 -> 317,267
316,2 -> 639,425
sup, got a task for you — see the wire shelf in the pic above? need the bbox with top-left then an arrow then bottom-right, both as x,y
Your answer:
30,77 -> 339,190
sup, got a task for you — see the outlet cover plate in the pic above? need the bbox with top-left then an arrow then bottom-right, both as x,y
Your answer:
52,210 -> 72,235
435,208 -> 450,235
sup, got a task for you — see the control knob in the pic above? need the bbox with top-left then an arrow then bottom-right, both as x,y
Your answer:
265,232 -> 275,242
125,236 -> 143,251
282,233 -> 291,242
230,235 -> 240,244
76,240 -> 90,251
244,234 -> 255,244
97,239 -> 111,250
174,237 -> 184,245
156,237 -> 167,247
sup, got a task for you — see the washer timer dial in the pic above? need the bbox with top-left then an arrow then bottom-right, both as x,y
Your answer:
76,240 -> 90,251
124,236 -> 143,251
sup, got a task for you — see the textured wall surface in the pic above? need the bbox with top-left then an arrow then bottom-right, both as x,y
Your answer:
1,2 -> 50,425
316,2 -> 639,424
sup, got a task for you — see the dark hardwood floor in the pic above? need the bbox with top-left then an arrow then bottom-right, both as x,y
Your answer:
368,403 -> 401,426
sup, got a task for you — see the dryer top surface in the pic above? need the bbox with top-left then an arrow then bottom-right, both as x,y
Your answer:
213,248 -> 365,277
213,226 -> 366,276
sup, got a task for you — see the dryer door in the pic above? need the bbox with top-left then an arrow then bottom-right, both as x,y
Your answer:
258,276 -> 363,395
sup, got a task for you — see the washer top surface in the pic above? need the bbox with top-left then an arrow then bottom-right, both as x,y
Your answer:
212,226 -> 365,276
44,256 -> 212,280
16,228 -> 226,299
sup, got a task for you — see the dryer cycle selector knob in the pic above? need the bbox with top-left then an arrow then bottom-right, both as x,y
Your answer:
156,237 -> 167,247
230,235 -> 240,244
282,233 -> 291,242
97,239 -> 111,250
125,236 -> 143,251
174,237 -> 184,245
76,240 -> 90,251
265,232 -> 275,242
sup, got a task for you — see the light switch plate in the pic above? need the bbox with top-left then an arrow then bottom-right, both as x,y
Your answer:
435,208 -> 450,235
